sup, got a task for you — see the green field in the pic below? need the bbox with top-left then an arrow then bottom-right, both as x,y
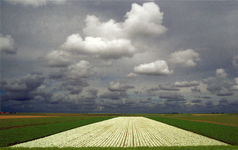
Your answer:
146,113 -> 238,126
0,113 -> 238,150
0,115 -> 114,147
148,117 -> 238,145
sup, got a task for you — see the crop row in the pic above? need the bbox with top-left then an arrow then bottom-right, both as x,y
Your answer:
13,117 -> 227,148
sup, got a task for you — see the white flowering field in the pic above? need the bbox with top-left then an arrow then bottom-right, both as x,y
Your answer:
12,117 -> 227,147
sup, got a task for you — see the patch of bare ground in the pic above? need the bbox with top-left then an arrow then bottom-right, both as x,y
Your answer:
0,115 -> 54,119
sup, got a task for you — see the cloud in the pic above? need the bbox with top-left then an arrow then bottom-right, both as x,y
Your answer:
134,60 -> 173,76
100,91 -> 121,100
174,81 -> 199,87
168,49 -> 200,67
1,72 -> 45,93
85,88 -> 98,99
61,2 -> 166,61
127,72 -> 137,78
83,15 -> 124,39
146,87 -> 159,96
108,82 -> 134,92
231,77 -> 238,90
216,91 -> 233,96
195,95 -> 211,99
203,69 -> 234,96
47,60 -> 93,95
4,0 -> 66,7
191,87 -> 201,93
216,68 -> 227,78
123,2 -> 167,37
191,99 -> 203,104
83,2 -> 167,39
159,92 -> 186,102
159,84 -> 179,91
0,34 -> 16,54
59,79 -> 88,95
45,50 -> 72,67
48,94 -> 66,104
61,34 -> 136,59
67,60 -> 94,79
0,72 -> 45,101
232,55 -> 238,68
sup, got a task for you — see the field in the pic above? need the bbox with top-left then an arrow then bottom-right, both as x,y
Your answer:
148,113 -> 238,127
0,113 -> 238,150
11,117 -> 227,147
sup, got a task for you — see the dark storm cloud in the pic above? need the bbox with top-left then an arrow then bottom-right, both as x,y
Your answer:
85,88 -> 98,99
48,71 -> 64,80
59,78 -> 89,95
203,69 -> 235,96
0,72 -> 46,102
1,72 -> 45,93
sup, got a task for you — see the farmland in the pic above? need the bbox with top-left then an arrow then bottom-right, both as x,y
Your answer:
0,113 -> 238,150
0,115 -> 113,147
12,117 -> 227,147
147,113 -> 238,127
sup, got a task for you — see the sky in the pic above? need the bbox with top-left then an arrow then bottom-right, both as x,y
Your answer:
1,0 -> 238,113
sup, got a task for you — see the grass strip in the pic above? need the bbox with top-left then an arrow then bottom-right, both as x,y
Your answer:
148,117 -> 238,145
1,146 -> 238,150
0,117 -> 113,148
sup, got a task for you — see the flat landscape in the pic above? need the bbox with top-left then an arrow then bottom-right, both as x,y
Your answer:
12,117 -> 227,148
0,113 -> 238,150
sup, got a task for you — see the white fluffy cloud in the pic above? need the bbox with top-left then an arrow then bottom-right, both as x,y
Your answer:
61,2 -> 166,60
83,15 -> 124,39
0,34 -> 16,54
5,0 -> 66,7
61,34 -> 135,59
134,60 -> 173,76
83,2 -> 167,39
127,72 -> 137,78
174,81 -> 199,87
45,50 -> 72,67
168,49 -> 200,67
123,2 -> 167,37
216,68 -> 227,78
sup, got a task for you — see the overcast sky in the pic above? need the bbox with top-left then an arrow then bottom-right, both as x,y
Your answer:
1,0 -> 238,113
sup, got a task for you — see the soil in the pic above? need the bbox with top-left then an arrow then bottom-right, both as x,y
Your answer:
0,115 -> 53,119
